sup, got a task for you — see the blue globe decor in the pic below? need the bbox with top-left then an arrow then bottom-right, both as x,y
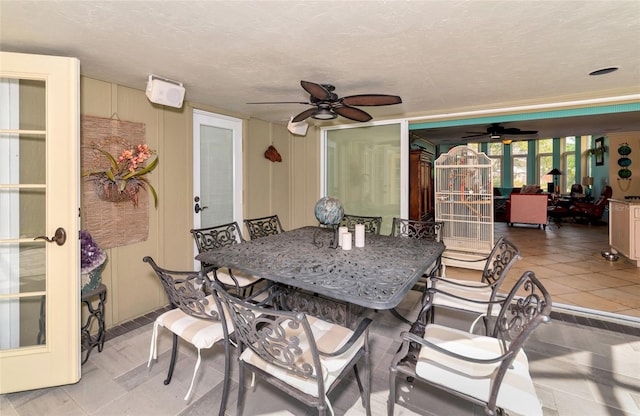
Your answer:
314,196 -> 344,226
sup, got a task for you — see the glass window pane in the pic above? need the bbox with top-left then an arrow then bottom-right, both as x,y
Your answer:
20,134 -> 46,184
327,124 -> 400,235
490,158 -> 502,187
565,136 -> 576,151
0,78 -> 46,131
511,141 -> 528,155
565,152 -> 576,192
0,188 -> 46,238
0,295 -> 45,348
487,142 -> 502,155
0,133 -> 46,185
539,155 -> 553,188
513,156 -> 527,187
538,139 -> 553,153
200,125 -> 234,225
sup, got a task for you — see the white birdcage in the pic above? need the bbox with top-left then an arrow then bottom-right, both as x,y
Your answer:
434,146 -> 493,270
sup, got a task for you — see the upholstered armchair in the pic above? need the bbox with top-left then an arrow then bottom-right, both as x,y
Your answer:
570,185 -> 612,224
506,192 -> 548,229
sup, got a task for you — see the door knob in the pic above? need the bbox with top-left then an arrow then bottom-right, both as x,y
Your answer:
34,227 -> 67,246
195,203 -> 208,213
194,196 -> 208,213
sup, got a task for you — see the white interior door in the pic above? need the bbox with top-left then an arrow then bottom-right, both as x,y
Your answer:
192,110 -> 242,267
0,52 -> 80,393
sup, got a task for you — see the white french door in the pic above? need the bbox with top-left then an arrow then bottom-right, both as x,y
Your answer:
0,52 -> 80,393
192,110 -> 243,267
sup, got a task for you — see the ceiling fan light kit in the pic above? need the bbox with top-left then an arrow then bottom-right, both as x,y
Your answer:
462,123 -> 538,142
312,106 -> 337,120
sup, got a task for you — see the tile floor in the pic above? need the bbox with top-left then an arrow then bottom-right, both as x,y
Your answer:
2,221 -> 640,416
495,221 -> 640,321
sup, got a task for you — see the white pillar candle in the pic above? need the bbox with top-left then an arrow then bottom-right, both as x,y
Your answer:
338,226 -> 348,246
342,232 -> 352,250
355,224 -> 365,248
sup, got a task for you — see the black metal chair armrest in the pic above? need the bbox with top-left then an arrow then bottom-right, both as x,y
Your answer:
423,287 -> 505,306
430,275 -> 493,289
398,330 -> 512,365
318,318 -> 372,357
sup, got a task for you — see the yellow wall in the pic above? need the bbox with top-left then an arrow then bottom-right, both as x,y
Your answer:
80,76 -> 320,327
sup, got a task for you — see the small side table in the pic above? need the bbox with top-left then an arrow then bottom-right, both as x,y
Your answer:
81,283 -> 107,365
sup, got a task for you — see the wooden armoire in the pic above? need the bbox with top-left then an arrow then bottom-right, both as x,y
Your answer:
409,149 -> 434,220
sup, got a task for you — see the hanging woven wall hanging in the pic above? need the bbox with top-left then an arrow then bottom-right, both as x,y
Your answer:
81,115 -> 149,249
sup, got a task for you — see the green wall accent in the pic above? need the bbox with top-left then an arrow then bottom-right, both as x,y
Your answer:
409,102 -> 640,130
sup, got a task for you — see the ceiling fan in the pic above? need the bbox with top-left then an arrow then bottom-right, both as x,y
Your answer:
462,123 -> 538,141
248,80 -> 402,123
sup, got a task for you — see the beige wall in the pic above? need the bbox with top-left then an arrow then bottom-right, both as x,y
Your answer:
80,76 -> 320,327
80,75 -> 638,328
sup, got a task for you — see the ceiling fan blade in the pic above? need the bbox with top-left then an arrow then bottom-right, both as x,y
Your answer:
505,128 -> 538,135
300,81 -> 331,100
461,133 -> 487,139
342,94 -> 402,106
292,108 -> 318,123
247,101 -> 310,105
333,105 -> 372,122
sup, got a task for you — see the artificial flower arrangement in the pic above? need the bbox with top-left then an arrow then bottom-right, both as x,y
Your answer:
83,143 -> 159,207
80,230 -> 107,293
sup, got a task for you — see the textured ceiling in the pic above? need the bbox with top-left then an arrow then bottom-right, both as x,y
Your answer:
1,1 -> 639,144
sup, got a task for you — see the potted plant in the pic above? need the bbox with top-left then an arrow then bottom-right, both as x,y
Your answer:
83,143 -> 159,207
80,230 -> 107,294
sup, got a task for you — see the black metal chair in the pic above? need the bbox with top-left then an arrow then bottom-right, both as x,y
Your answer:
190,221 -> 262,296
210,281 -> 372,416
387,218 -> 444,323
389,271 -> 552,416
340,214 -> 382,235
390,217 -> 444,281
143,256 -> 231,413
390,217 -> 443,240
426,237 -> 521,334
244,214 -> 285,240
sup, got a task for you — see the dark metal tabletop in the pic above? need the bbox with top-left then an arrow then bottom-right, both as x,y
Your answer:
196,226 -> 445,310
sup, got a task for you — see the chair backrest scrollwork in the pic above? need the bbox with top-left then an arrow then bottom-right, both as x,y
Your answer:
191,221 -> 245,255
390,217 -> 443,242
143,256 -> 220,321
340,214 -> 382,235
481,237 -> 521,287
244,215 -> 285,240
211,283 -> 325,383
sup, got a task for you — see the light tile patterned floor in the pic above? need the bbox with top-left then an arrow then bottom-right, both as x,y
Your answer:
2,221 -> 640,415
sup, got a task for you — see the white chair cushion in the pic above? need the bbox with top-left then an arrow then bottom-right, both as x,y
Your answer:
430,278 -> 494,314
148,295 -> 232,401
211,268 -> 260,289
240,315 -> 364,397
154,297 -> 227,350
416,324 -> 541,416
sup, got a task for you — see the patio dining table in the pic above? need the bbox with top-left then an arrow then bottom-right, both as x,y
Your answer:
196,225 -> 445,325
